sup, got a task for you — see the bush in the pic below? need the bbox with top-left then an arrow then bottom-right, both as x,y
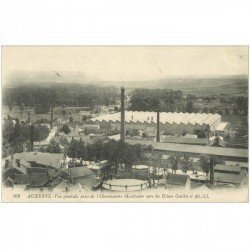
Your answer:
60,124 -> 71,135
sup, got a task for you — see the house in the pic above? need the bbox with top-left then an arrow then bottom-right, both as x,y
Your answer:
2,152 -> 70,189
211,164 -> 248,187
84,124 -> 100,135
14,152 -> 67,170
131,165 -> 150,179
15,173 -> 51,188
2,155 -> 65,189
87,161 -> 111,179
2,157 -> 31,186
63,166 -> 100,190
165,173 -> 191,190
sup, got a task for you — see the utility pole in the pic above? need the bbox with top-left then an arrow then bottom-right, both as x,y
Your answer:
156,109 -> 160,142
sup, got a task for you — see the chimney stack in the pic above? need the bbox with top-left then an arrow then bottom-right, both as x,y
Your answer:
50,104 -> 54,129
50,89 -> 55,130
120,87 -> 125,142
156,110 -> 160,142
30,124 -> 34,151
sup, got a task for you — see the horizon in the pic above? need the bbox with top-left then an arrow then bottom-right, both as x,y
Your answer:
2,46 -> 248,84
3,71 -> 248,87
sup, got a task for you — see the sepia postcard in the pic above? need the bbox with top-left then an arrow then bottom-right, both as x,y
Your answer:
1,46 -> 249,202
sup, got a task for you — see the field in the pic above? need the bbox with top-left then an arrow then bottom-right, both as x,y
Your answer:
123,76 -> 248,96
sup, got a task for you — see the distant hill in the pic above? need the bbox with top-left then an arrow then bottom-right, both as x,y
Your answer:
4,71 -> 248,96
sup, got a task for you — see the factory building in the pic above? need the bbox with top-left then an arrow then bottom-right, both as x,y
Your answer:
89,111 -> 222,137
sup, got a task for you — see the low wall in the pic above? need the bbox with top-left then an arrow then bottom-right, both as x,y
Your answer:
102,179 -> 149,191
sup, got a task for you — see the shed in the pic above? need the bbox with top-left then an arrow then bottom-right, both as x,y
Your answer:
165,173 -> 191,190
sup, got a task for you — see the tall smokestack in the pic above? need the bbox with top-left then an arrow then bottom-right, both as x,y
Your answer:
156,109 -> 160,142
30,124 -> 34,151
50,105 -> 54,129
120,87 -> 125,142
50,89 -> 55,129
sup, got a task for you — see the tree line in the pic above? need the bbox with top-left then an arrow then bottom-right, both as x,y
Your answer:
3,84 -> 119,111
2,115 -> 50,157
43,137 -> 223,177
129,89 -> 183,112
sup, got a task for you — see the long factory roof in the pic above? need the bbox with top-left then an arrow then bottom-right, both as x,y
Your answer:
90,111 -> 221,126
127,139 -> 248,159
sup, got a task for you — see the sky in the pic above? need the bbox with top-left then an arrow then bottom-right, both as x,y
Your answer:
2,46 -> 248,83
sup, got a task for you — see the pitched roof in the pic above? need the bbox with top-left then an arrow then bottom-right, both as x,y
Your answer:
14,174 -> 30,185
69,166 -> 95,178
14,152 -> 65,169
77,176 -> 100,189
2,158 -> 31,175
68,121 -> 82,129
127,139 -> 248,158
166,173 -> 189,186
14,173 -> 50,187
214,164 -> 242,173
90,111 -> 221,127
28,173 -> 51,187
212,172 -> 242,185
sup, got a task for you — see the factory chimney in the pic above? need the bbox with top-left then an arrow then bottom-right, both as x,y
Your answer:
30,124 -> 34,151
120,87 -> 125,142
50,104 -> 54,129
50,89 -> 55,130
156,109 -> 160,142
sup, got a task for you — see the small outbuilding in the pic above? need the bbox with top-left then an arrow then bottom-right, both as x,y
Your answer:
165,173 -> 191,190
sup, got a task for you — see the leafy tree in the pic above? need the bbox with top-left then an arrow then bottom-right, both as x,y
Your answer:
82,115 -> 92,122
225,108 -> 229,115
46,139 -> 61,153
2,84 -> 119,108
65,139 -> 151,170
35,118 -> 50,124
195,130 -> 207,139
181,154 -> 193,174
199,154 -> 210,176
236,96 -> 248,115
203,107 -> 208,113
148,153 -> 164,177
186,101 -> 194,113
66,139 -> 79,161
60,124 -> 71,135
169,153 -> 180,174
129,89 -> 183,112
2,139 -> 12,158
